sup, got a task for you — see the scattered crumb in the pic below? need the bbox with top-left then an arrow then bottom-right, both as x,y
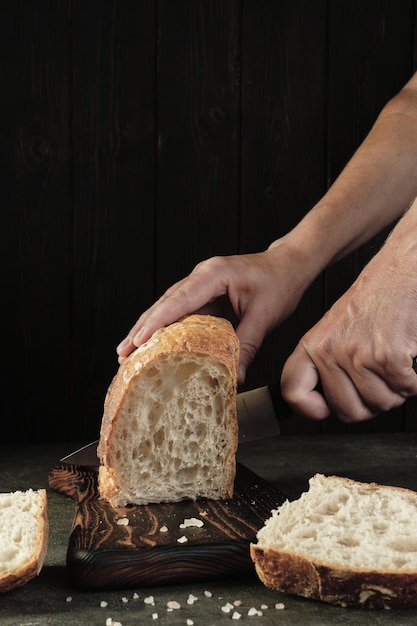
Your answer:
167,600 -> 181,610
117,517 -> 129,526
261,604 -> 268,609
144,595 -> 155,605
221,602 -> 234,614
132,592 -> 139,599
204,590 -> 212,597
275,602 -> 285,609
248,607 -> 263,617
65,597 -> 72,603
177,535 -> 188,543
233,600 -> 242,606
160,525 -> 168,532
180,517 -> 204,528
186,620 -> 194,626
232,612 -> 242,620
152,613 -> 158,620
100,601 -> 108,608
187,593 -> 198,605
121,596 -> 128,603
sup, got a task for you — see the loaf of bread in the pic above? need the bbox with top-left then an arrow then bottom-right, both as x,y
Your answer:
97,314 -> 239,506
250,474 -> 417,609
0,489 -> 48,593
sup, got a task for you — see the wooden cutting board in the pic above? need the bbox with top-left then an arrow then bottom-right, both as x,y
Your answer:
48,463 -> 286,590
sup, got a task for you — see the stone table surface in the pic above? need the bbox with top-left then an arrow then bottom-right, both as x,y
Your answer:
0,432 -> 416,626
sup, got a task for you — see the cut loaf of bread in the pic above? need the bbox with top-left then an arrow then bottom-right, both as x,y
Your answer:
250,474 -> 417,609
97,314 -> 239,506
0,489 -> 48,593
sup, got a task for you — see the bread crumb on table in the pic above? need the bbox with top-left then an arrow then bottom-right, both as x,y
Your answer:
221,602 -> 234,613
166,600 -> 181,610
187,593 -> 198,605
248,607 -> 263,617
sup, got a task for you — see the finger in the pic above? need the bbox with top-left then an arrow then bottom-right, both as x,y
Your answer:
334,357 -> 417,418
116,271 -> 230,359
281,347 -> 330,420
360,353 -> 417,399
234,303 -> 277,384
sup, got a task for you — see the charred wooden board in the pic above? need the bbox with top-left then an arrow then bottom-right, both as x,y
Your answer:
48,463 -> 286,590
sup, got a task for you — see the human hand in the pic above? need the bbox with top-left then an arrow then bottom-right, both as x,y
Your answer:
281,233 -> 417,422
117,241 -> 312,384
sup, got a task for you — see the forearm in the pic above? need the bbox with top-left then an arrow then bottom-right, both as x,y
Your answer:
270,72 -> 417,283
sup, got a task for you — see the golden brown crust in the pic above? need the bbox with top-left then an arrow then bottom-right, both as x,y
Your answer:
0,490 -> 49,593
97,314 -> 239,505
250,541 -> 417,609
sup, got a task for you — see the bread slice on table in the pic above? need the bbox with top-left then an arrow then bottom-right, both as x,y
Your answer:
0,489 -> 48,593
250,473 -> 417,609
97,314 -> 239,507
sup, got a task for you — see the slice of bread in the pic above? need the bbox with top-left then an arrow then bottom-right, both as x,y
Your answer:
97,314 -> 239,506
0,489 -> 48,593
250,474 -> 417,609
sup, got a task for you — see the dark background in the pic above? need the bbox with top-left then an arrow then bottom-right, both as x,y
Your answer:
2,0 -> 417,443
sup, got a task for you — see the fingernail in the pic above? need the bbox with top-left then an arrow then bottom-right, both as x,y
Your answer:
116,337 -> 130,353
132,328 -> 146,346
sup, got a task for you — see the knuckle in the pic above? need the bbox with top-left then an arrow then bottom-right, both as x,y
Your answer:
193,255 -> 228,274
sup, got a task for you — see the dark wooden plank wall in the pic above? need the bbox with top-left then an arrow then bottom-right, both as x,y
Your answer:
1,0 -> 416,443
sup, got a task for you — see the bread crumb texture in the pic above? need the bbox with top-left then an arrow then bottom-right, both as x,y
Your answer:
98,315 -> 239,506
251,474 -> 417,608
257,473 -> 417,570
0,489 -> 48,592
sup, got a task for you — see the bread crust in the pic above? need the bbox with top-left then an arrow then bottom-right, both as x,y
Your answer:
97,314 -> 239,505
250,544 -> 417,609
0,489 -> 49,593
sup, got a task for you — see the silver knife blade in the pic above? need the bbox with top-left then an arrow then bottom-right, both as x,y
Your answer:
60,385 -> 286,466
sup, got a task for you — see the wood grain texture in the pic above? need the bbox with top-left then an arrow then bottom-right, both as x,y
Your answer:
48,462 -> 286,590
68,0 -> 157,440
0,0 -> 71,441
156,0 -> 241,292
2,1 -> 417,441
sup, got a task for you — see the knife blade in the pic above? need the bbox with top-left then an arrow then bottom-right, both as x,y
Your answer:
60,383 -> 291,466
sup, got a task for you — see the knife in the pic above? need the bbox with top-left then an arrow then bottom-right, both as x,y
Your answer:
60,383 -> 291,466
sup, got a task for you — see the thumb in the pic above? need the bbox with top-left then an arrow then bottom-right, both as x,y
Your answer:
235,314 -> 271,385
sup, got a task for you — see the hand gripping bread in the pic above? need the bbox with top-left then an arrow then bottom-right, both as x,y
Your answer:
97,315 -> 239,506
250,474 -> 417,609
0,489 -> 48,593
